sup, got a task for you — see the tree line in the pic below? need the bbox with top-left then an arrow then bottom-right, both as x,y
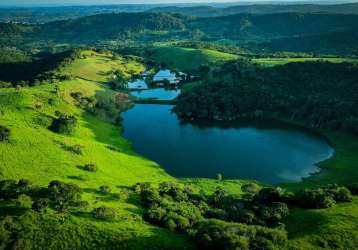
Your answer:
174,60 -> 358,135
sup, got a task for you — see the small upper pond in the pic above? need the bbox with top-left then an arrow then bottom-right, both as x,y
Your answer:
121,104 -> 334,184
130,88 -> 181,100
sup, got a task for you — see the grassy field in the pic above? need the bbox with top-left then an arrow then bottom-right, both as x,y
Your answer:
148,46 -> 238,71
253,57 -> 358,66
1,50 -> 357,249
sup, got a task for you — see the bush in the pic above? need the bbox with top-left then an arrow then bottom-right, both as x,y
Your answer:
17,179 -> 31,188
99,185 -> 111,194
49,113 -> 77,134
48,181 -> 83,211
254,188 -> 282,205
347,183 -> 358,195
0,125 -> 10,142
32,199 -> 49,213
140,188 -> 162,206
16,194 -> 33,208
241,183 -> 261,194
145,206 -> 167,225
166,213 -> 191,232
68,144 -> 83,155
0,179 -> 18,199
204,208 -> 228,220
258,202 -> 289,226
295,189 -> 336,209
93,206 -> 117,221
328,186 -> 352,202
83,163 -> 98,172
194,219 -> 287,250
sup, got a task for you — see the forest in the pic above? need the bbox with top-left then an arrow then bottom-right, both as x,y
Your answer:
174,60 -> 358,135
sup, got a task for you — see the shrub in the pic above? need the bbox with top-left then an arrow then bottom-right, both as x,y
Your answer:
204,208 -> 228,220
0,125 -> 10,142
158,182 -> 187,201
49,113 -> 77,134
166,213 -> 190,232
93,206 -> 117,221
132,182 -> 151,194
295,189 -> 336,209
194,219 -> 287,250
254,188 -> 282,205
347,183 -> 358,195
83,163 -> 98,172
0,219 -> 11,249
140,188 -> 162,206
99,185 -> 111,194
17,179 -> 31,188
258,202 -> 289,226
32,199 -> 49,213
48,181 -> 83,211
145,206 -> 167,225
242,183 -> 261,194
16,194 -> 33,208
0,179 -> 18,199
328,187 -> 352,202
68,144 -> 83,155
236,209 -> 256,225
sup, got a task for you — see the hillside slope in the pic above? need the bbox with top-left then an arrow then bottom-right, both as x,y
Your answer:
146,46 -> 238,71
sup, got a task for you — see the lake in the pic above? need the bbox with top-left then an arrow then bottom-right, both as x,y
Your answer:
121,104 -> 334,184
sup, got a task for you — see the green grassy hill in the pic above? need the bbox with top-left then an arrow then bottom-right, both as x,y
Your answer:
148,46 -> 238,71
0,50 -> 248,249
0,50 -> 190,249
0,50 -> 357,249
253,57 -> 358,67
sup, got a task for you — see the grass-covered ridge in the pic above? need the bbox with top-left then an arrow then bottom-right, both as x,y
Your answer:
147,46 -> 239,71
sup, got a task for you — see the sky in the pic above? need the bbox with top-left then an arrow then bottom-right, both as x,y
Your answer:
0,0 -> 355,7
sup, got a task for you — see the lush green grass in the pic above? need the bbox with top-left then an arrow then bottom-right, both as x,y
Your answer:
149,46 -> 238,71
285,197 -> 358,249
253,57 -> 358,67
63,50 -> 145,82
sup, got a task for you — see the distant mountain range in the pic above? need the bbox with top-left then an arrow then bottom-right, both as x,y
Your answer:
149,2 -> 358,17
1,2 -> 358,24
1,11 -> 358,55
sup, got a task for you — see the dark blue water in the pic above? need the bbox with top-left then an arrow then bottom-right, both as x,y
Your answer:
121,104 -> 333,184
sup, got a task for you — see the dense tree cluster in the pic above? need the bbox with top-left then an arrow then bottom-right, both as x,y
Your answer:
0,179 -> 85,213
133,181 -> 355,249
175,60 -> 358,135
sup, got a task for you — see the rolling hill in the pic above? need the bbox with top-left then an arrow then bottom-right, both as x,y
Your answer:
1,12 -> 358,55
149,2 -> 358,17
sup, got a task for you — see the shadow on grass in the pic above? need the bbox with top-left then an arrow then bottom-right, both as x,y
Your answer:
83,187 -> 122,202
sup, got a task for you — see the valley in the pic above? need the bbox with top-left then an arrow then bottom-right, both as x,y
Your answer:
0,2 -> 358,249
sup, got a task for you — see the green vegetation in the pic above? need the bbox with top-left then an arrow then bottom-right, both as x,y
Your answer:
1,10 -> 358,246
175,60 -> 358,135
0,49 -> 257,249
147,46 -> 238,71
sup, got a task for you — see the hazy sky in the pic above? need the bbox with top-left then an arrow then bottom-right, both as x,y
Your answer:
0,0 -> 355,7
